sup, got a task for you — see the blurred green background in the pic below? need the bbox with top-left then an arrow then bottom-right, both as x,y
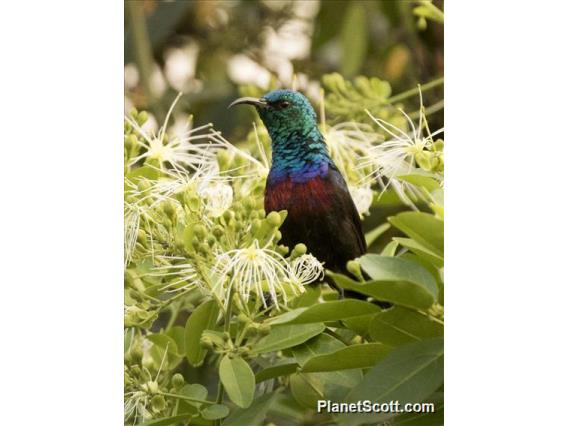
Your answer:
124,0 -> 443,138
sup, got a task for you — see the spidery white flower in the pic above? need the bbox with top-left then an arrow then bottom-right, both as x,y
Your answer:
147,255 -> 204,294
358,88 -> 443,208
213,240 -> 305,311
199,182 -> 233,218
289,254 -> 324,286
125,93 -> 219,170
324,122 -> 382,182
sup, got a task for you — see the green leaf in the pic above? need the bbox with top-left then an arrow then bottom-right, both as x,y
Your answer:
340,2 -> 368,76
253,323 -> 326,354
219,355 -> 255,408
369,307 -> 444,346
389,212 -> 444,257
381,240 -> 399,256
201,404 -> 230,420
397,174 -> 441,192
223,392 -> 279,426
329,255 -> 438,309
302,343 -> 392,372
255,362 -> 299,383
341,314 -> 375,336
165,325 -> 186,355
268,300 -> 380,325
184,299 -> 219,366
292,333 -> 344,365
337,338 -> 444,425
146,334 -> 182,368
394,237 -> 444,268
365,223 -> 391,247
139,414 -> 189,426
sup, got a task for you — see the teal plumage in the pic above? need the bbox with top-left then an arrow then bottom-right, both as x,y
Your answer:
229,90 -> 366,274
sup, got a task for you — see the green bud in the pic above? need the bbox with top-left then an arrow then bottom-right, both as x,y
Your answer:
293,243 -> 307,256
162,201 -> 176,218
276,245 -> 289,256
191,236 -> 200,248
131,345 -> 144,364
187,195 -> 200,211
223,210 -> 234,222
193,224 -> 207,240
417,16 -> 427,30
274,230 -> 282,241
172,373 -> 185,390
266,211 -> 282,227
237,313 -> 251,324
150,394 -> 166,412
433,139 -> 444,152
136,111 -> 149,126
124,134 -> 137,149
251,219 -> 262,234
130,364 -> 141,378
207,236 -> 216,247
243,197 -> 256,212
137,229 -> 147,246
212,225 -> 224,239
198,242 -> 209,255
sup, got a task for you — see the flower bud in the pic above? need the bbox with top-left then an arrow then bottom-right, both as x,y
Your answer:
266,211 -> 282,227
293,243 -> 307,256
124,134 -> 137,149
274,230 -> 282,241
212,225 -> 224,239
136,111 -> 149,126
193,224 -> 207,240
162,201 -> 177,218
172,373 -> 185,390
417,16 -> 427,30
237,313 -> 251,324
207,236 -> 216,247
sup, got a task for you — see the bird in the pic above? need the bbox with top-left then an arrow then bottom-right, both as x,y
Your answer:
229,89 -> 366,282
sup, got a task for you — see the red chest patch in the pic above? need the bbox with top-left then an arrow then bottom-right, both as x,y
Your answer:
264,177 -> 333,217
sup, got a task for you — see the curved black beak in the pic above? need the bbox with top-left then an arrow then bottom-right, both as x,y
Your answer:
228,97 -> 267,109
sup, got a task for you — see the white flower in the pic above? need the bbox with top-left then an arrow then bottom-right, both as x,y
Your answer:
147,255 -> 203,294
358,90 -> 443,208
349,185 -> 374,216
213,240 -> 305,311
126,93 -> 218,171
324,122 -> 382,184
199,182 -> 233,218
289,254 -> 324,286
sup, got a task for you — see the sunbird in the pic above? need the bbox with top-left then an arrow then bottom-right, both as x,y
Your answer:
229,90 -> 366,278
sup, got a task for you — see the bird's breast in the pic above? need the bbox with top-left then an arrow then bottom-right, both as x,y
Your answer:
264,176 -> 333,217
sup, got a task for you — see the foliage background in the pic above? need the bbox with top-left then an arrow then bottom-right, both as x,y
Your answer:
124,1 -> 444,425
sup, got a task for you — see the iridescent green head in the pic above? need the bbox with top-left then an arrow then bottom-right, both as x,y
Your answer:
229,90 -> 319,142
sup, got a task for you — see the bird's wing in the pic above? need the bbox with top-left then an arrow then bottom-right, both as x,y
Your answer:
326,165 -> 367,256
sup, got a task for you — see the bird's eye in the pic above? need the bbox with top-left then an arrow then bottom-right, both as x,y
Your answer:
280,101 -> 290,108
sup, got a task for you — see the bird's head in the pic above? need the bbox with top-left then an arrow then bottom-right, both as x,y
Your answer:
229,90 -> 319,140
